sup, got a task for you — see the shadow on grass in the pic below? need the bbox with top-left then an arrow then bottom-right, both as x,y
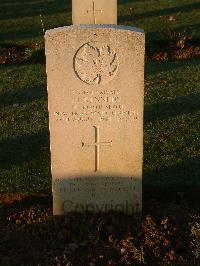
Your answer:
147,23 -> 200,42
0,0 -> 71,21
118,0 -> 144,4
0,130 -> 49,170
145,92 -> 200,123
145,59 -> 200,75
143,158 -> 200,195
118,2 -> 200,23
0,28 -> 46,45
0,85 -> 46,107
173,23 -> 200,34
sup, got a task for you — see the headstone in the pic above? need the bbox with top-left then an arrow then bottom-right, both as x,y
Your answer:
45,25 -> 145,215
72,0 -> 117,25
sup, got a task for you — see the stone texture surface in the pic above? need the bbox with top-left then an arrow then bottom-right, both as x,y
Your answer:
72,0 -> 117,25
45,25 -> 145,215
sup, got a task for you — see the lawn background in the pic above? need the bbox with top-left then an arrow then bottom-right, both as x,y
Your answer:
0,0 -> 199,195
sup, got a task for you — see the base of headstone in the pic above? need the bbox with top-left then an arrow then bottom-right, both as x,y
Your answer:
53,176 -> 142,215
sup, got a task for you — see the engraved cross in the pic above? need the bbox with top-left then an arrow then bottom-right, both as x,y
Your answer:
87,1 -> 103,24
82,126 -> 112,172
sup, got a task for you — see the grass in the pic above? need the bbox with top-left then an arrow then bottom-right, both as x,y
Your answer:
0,0 -> 199,45
0,0 -> 199,194
0,60 -> 199,193
144,60 -> 200,192
0,64 -> 50,192
0,1 -> 200,264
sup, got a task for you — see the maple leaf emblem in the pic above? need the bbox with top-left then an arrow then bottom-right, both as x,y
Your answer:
74,42 -> 119,85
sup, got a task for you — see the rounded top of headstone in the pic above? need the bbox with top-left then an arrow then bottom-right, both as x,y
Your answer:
45,24 -> 144,37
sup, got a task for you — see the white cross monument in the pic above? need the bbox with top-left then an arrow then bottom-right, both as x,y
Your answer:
72,0 -> 117,25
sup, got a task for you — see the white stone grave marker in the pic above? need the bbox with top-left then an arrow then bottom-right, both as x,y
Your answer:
45,25 -> 145,215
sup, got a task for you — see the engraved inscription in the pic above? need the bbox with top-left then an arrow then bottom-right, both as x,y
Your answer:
74,42 -> 119,85
53,177 -> 139,194
53,88 -> 139,123
82,126 -> 112,172
53,177 -> 141,214
54,109 -> 138,123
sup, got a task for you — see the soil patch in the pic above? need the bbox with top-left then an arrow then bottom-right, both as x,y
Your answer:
0,41 -> 199,65
0,45 -> 25,64
0,193 -> 199,265
0,44 -> 44,64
